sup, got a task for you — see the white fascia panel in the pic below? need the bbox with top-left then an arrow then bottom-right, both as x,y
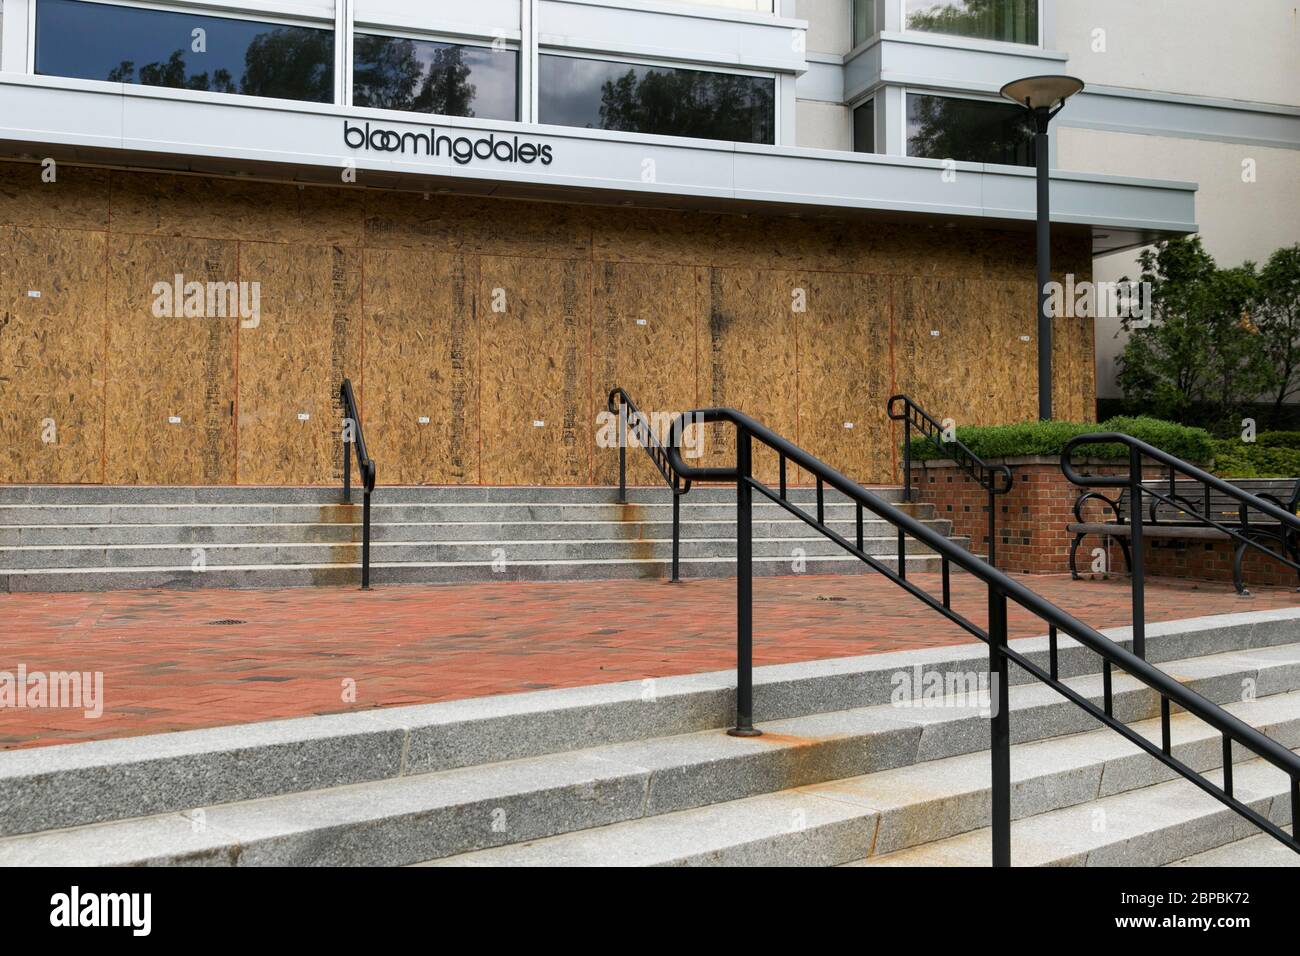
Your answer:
538,0 -> 807,73
352,0 -> 523,39
0,75 -> 1196,237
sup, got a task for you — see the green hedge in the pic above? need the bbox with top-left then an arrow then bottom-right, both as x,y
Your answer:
1212,439 -> 1300,478
1256,431 -> 1300,451
904,416 -> 1215,464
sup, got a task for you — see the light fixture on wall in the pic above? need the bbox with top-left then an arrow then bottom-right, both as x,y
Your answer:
999,74 -> 1085,421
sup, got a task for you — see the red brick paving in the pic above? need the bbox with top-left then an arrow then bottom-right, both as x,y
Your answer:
2,572 -> 1296,749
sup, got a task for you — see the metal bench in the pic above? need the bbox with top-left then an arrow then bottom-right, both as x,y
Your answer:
1067,477 -> 1300,594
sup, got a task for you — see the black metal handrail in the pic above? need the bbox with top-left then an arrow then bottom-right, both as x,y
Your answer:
663,406 -> 1299,864
607,387 -> 692,582
1063,433 -> 1300,652
888,395 -> 1013,568
340,378 -> 375,590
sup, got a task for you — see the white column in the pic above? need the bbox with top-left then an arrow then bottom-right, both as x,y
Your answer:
1,0 -> 34,74
520,0 -> 537,123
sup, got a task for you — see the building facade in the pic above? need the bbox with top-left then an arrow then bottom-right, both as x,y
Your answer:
0,0 -> 1198,486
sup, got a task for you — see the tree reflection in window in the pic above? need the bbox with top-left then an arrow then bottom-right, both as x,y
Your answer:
541,55 -> 774,145
907,93 -> 1036,167
36,0 -> 333,103
353,35 -> 518,120
906,0 -> 1038,45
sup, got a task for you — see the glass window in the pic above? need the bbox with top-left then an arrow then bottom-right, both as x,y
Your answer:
353,35 -> 518,121
35,0 -> 334,103
905,0 -> 1038,45
539,54 -> 775,145
853,99 -> 874,153
852,1 -> 876,48
906,93 -> 1035,166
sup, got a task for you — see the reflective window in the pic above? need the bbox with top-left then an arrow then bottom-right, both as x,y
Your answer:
853,99 -> 875,153
539,54 -> 775,145
905,0 -> 1038,45
906,93 -> 1035,166
353,34 -> 518,120
35,0 -> 333,102
853,0 -> 876,47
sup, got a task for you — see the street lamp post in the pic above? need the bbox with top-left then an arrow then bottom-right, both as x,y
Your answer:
1000,75 -> 1085,421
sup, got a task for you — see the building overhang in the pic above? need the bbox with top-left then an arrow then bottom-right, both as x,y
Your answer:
0,74 -> 1197,255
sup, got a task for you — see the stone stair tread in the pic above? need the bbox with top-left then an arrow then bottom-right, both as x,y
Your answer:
4,641 -> 1295,866
1168,827 -> 1298,866
425,689 -> 1300,867
851,754 -> 1295,867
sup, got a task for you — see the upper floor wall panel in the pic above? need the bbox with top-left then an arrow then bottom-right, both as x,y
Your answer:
1056,0 -> 1300,109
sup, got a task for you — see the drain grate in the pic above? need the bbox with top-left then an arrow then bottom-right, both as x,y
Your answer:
204,619 -> 247,626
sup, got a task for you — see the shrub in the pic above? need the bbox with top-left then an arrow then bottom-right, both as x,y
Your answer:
1255,430 -> 1300,451
1211,439 -> 1300,478
904,416 -> 1214,464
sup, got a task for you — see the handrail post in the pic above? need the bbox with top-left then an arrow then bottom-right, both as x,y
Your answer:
617,399 -> 628,505
361,488 -> 372,591
988,486 -> 997,569
343,423 -> 351,502
1129,445 -> 1146,659
728,427 -> 761,737
989,587 -> 1011,866
671,478 -> 681,583
902,417 -> 912,503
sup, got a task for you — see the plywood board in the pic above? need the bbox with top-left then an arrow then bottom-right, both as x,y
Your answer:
236,243 -> 363,485
0,160 -> 111,232
104,235 -> 237,484
590,260 -> 701,486
695,267 -> 797,483
479,256 -> 591,484
894,276 -> 1038,433
0,226 -> 107,483
109,170 -> 364,245
794,271 -> 894,484
363,248 -> 478,484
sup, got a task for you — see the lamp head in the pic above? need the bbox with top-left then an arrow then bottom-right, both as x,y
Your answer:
999,75 -> 1085,112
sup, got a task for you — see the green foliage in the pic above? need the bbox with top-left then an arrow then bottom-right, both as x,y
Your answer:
1256,244 -> 1300,422
1115,237 -> 1273,430
1211,439 -> 1300,479
1256,431 -> 1300,450
904,416 -> 1214,464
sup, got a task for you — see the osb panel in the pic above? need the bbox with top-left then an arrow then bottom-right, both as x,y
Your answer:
591,260 -> 700,486
466,198 -> 591,260
104,235 -> 237,484
1052,311 -> 1096,422
363,191 -> 468,251
894,276 -> 1038,432
696,267 -> 797,483
794,272 -> 894,484
363,193 -> 590,259
236,243 -> 362,484
364,249 -> 478,484
0,161 -> 111,232
109,171 -> 363,245
478,256 -> 591,484
0,226 -> 106,483
1051,253 -> 1097,423
590,207 -> 718,267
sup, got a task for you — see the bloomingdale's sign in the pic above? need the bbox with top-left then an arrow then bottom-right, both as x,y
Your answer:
343,120 -> 554,166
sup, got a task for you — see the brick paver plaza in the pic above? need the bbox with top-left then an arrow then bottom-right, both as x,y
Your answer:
3,572 -> 1297,749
